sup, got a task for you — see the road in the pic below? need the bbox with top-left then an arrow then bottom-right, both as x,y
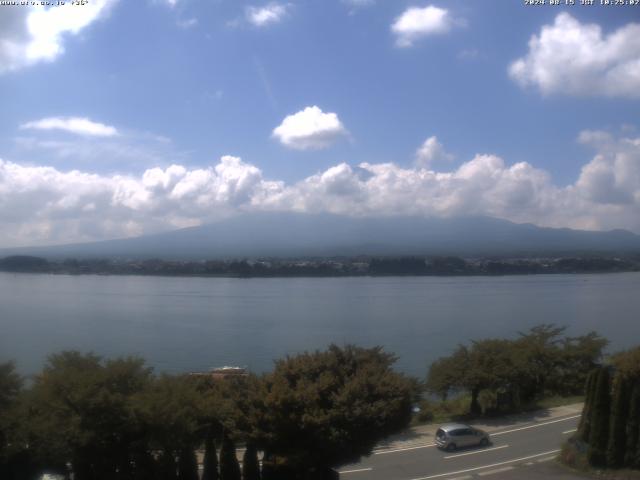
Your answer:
338,405 -> 583,480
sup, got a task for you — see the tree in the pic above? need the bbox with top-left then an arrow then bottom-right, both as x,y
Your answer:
556,332 -> 608,395
612,346 -> 640,380
426,346 -> 468,401
242,443 -> 260,480
23,352 -> 153,479
426,325 -> 609,417
0,362 -> 25,480
254,344 -> 416,476
202,434 -> 219,480
625,384 -> 640,468
219,434 -> 241,480
606,375 -> 630,467
178,447 -> 199,480
587,367 -> 611,467
577,369 -> 598,442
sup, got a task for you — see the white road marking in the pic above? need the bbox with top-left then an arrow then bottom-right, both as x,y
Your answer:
409,449 -> 561,480
524,462 -> 535,466
448,476 -> 473,480
338,467 -> 373,474
374,443 -> 436,455
478,466 -> 514,476
536,455 -> 557,463
491,415 -> 580,437
444,445 -> 509,459
562,428 -> 577,434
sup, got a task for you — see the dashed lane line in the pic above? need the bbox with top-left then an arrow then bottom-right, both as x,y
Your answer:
444,445 -> 509,459
408,449 -> 561,480
562,428 -> 577,434
490,415 -> 580,437
477,466 -> 514,476
536,455 -> 557,463
338,467 -> 373,474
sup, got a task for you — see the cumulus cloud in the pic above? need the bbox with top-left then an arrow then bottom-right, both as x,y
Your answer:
415,136 -> 454,168
509,13 -> 640,98
0,1 -> 117,74
272,106 -> 348,150
2,131 -> 640,246
21,117 -> 118,137
391,5 -> 455,47
245,3 -> 290,27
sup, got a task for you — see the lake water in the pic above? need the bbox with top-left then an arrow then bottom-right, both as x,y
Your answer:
1,272 -> 639,378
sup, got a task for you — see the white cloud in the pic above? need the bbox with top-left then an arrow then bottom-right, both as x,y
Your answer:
177,18 -> 198,29
2,131 -> 640,246
272,106 -> 348,150
509,13 -> 640,98
0,1 -> 117,74
415,136 -> 454,168
391,5 -> 455,47
245,3 -> 290,27
342,0 -> 375,8
21,117 -> 118,137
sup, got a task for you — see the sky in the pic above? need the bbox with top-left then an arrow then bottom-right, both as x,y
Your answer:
0,0 -> 639,247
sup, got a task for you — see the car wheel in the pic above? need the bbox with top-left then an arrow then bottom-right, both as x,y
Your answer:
446,443 -> 456,452
480,438 -> 489,447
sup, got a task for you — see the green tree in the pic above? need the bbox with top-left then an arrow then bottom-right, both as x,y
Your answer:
134,374 -> 203,477
611,346 -> 640,380
202,434 -> 219,480
587,367 -> 611,467
625,384 -> 640,468
425,346 -> 468,401
24,352 -> 153,479
606,375 -> 630,467
577,369 -> 598,442
219,434 -> 241,480
242,443 -> 260,480
0,362 -> 26,480
556,332 -> 608,395
178,447 -> 199,480
254,344 -> 416,476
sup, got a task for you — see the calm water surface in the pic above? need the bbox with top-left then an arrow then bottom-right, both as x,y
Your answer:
1,272 -> 639,377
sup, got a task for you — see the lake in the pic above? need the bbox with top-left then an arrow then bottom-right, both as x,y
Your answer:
1,272 -> 639,378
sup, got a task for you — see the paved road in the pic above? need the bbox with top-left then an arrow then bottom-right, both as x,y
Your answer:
338,405 -> 583,480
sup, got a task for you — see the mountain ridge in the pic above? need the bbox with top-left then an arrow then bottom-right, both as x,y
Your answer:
2,212 -> 640,260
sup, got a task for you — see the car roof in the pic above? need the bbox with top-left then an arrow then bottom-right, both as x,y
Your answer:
438,423 -> 471,432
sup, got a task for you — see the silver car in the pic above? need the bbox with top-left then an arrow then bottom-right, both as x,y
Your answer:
435,423 -> 490,451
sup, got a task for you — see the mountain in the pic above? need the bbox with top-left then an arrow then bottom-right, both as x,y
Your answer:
2,213 -> 640,260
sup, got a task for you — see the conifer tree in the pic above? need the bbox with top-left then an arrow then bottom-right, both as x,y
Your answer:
606,376 -> 629,467
242,443 -> 260,480
625,384 -> 640,468
578,369 -> 597,441
587,367 -> 611,467
202,435 -> 219,480
177,448 -> 199,480
219,434 -> 241,480
260,452 -> 276,480
158,451 -> 178,480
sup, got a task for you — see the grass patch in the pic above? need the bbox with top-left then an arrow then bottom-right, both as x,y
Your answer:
533,394 -> 584,410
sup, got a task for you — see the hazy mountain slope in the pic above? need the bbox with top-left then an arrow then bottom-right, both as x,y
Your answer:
2,213 -> 640,259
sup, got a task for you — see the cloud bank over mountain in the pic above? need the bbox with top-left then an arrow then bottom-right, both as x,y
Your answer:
2,131 -> 640,247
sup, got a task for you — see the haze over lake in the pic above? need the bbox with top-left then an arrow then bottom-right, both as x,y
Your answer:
2,272 -> 639,378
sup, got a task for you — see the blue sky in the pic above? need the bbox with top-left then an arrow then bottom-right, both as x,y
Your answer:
0,0 -> 639,246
